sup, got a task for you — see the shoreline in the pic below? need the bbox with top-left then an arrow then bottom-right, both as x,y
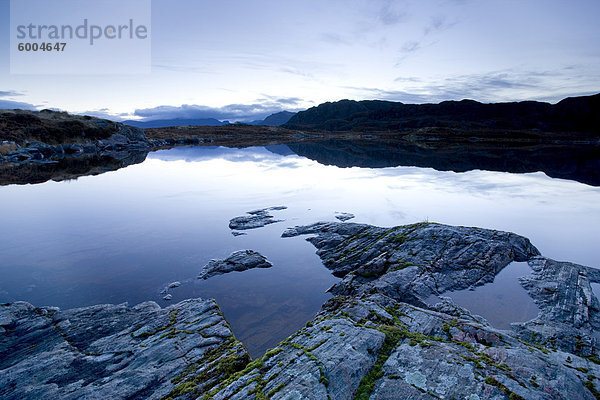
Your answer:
2,221 -> 599,399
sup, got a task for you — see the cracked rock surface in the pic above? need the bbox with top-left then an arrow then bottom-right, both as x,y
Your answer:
0,298 -> 249,400
3,222 -> 600,400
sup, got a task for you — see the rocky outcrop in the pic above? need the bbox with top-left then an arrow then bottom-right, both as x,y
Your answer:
1,130 -> 150,165
207,293 -> 600,400
334,212 -> 355,222
0,109 -> 154,185
197,250 -> 272,280
282,221 -> 539,304
0,109 -> 150,166
0,298 -> 250,400
513,257 -> 600,355
229,207 -> 287,231
3,221 -> 599,399
200,222 -> 598,399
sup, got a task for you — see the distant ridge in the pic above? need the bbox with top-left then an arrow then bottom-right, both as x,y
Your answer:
123,118 -> 228,128
250,111 -> 296,126
124,110 -> 296,128
284,93 -> 600,133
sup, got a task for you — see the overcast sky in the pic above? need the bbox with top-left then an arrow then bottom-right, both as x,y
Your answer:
1,0 -> 599,121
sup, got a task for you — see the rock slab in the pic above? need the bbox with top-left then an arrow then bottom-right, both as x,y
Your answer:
0,298 -> 250,400
197,250 -> 272,280
229,206 -> 287,230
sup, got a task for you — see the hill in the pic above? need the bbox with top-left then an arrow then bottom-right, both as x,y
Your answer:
284,93 -> 600,134
250,111 -> 296,126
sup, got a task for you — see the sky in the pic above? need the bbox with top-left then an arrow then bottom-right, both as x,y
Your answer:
0,0 -> 599,122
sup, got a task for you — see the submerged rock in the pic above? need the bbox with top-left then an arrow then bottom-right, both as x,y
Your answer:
197,249 -> 272,280
229,206 -> 287,230
0,298 -> 250,400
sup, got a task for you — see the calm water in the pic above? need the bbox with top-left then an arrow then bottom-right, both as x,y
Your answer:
1,145 -> 599,356
446,262 -> 540,329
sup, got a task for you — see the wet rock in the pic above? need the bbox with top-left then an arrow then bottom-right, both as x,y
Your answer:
197,250 -> 272,280
168,281 -> 181,289
0,299 -> 250,400
207,293 -> 600,400
229,206 -> 286,230
282,221 -> 539,304
513,256 -> 600,354
163,294 -> 173,300
231,231 -> 247,237
334,212 -> 355,222
4,221 -> 598,400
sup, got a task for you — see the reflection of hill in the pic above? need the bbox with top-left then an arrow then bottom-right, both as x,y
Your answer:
0,151 -> 148,186
286,140 -> 600,186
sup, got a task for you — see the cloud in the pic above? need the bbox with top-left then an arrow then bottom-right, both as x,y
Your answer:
423,15 -> 456,36
318,32 -> 352,46
75,109 -> 131,121
133,98 -> 305,122
0,90 -> 24,98
394,15 -> 456,65
341,86 -> 430,103
0,99 -> 38,110
359,67 -> 598,104
377,0 -> 408,26
420,71 -> 548,101
400,41 -> 421,53
394,76 -> 422,83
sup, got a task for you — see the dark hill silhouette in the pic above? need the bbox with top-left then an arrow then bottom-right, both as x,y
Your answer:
284,94 -> 600,134
249,111 -> 296,126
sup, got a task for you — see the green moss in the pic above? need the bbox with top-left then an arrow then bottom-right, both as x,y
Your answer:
564,364 -> 590,374
354,326 -> 404,400
458,341 -> 475,352
264,347 -> 284,360
390,233 -> 407,243
585,355 -> 600,365
166,380 -> 197,398
529,378 -> 539,388
389,261 -> 419,272
319,366 -> 329,387
585,379 -> 600,400
497,363 -> 512,372
441,322 -> 452,339
268,382 -> 287,397
484,376 -> 525,400
164,339 -> 250,400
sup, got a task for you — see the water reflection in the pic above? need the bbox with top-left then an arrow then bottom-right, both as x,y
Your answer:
0,145 -> 599,356
446,262 -> 540,329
